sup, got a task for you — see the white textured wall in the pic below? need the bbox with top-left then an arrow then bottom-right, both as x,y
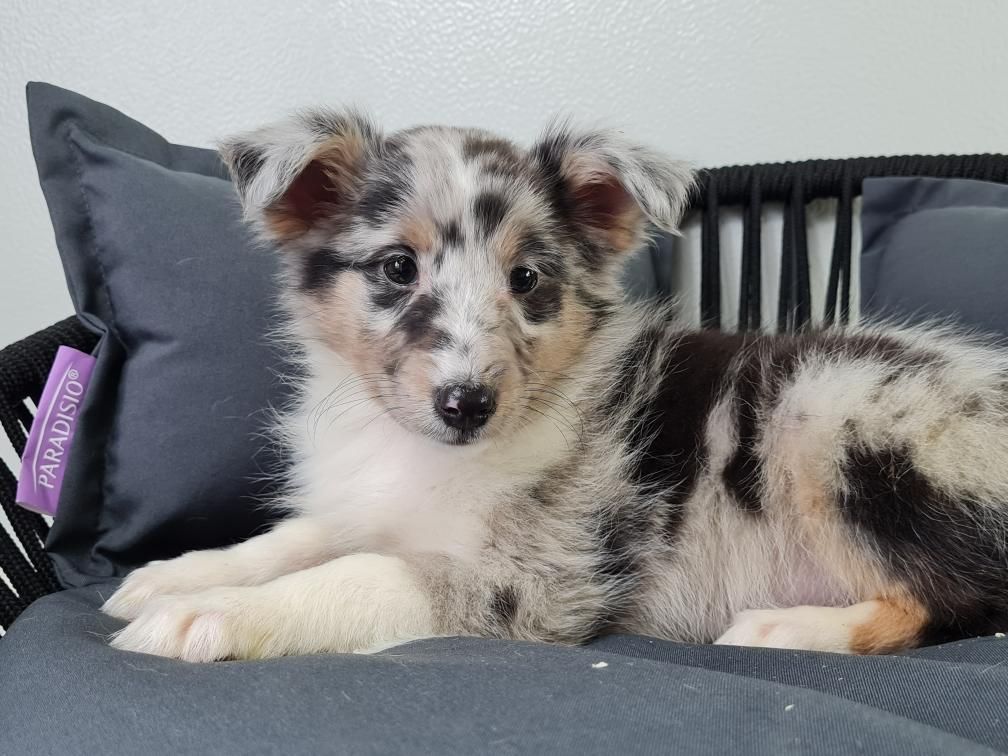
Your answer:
2,0 -> 1008,348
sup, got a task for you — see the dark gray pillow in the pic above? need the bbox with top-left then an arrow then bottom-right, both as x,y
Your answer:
622,232 -> 676,302
860,176 -> 1008,335
27,82 -> 289,586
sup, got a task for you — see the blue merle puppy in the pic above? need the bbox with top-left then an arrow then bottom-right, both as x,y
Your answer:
103,109 -> 1008,661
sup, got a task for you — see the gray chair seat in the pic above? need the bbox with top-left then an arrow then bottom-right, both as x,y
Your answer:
2,586 -> 1007,755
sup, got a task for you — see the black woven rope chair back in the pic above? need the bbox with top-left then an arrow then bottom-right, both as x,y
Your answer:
693,154 -> 1008,333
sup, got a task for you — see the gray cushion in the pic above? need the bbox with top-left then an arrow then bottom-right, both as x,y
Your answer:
1,586 -> 1005,755
27,82 -> 289,586
860,176 -> 1008,334
622,232 -> 677,301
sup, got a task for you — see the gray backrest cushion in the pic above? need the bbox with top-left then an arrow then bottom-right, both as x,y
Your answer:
28,83 -> 289,586
861,177 -> 1008,334
27,83 -> 666,586
622,232 -> 677,302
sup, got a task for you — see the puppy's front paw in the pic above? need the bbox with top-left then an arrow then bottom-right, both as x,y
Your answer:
109,553 -> 437,661
109,588 -> 259,662
102,551 -> 228,620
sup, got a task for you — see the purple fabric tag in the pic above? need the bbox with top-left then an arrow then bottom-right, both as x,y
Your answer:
16,345 -> 96,516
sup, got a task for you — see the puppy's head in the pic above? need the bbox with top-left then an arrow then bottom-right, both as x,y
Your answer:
221,110 -> 693,445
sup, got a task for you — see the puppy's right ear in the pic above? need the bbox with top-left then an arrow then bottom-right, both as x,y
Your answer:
219,109 -> 381,245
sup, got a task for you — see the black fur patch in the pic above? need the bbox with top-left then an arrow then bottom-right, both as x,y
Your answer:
838,444 -> 1008,644
520,235 -> 567,278
300,248 -> 352,293
358,168 -> 411,225
595,501 -> 651,578
227,143 -> 266,195
472,192 -> 509,237
368,275 -> 413,311
358,178 -> 404,223
531,136 -> 621,270
463,135 -> 517,161
573,286 -> 614,333
464,135 -> 526,181
722,345 -> 765,514
394,293 -> 441,343
482,158 -> 526,181
489,586 -> 519,629
591,495 -> 656,635
516,230 -> 547,258
429,328 -> 453,352
517,280 -> 563,325
629,331 -> 746,536
531,134 -> 626,266
518,235 -> 569,325
574,238 -> 609,272
602,328 -> 657,420
530,132 -> 574,220
587,331 -> 744,620
439,219 -> 463,248
303,111 -> 339,138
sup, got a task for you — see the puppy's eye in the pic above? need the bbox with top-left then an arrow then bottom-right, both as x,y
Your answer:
383,254 -> 418,285
509,266 -> 538,294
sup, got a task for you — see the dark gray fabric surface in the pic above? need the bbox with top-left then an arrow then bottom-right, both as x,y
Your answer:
861,176 -> 1008,335
622,232 -> 677,302
2,587 -> 1006,755
27,82 -> 290,586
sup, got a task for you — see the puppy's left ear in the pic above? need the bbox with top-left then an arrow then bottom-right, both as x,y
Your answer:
531,124 -> 695,254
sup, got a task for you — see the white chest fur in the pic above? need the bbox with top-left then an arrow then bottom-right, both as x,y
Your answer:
285,361 -> 572,563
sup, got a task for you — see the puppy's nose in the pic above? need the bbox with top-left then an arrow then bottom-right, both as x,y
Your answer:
435,383 -> 497,431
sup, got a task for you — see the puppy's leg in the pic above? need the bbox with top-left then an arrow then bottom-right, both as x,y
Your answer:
110,553 -> 590,661
102,516 -> 339,620
110,553 -> 435,660
715,597 -> 928,654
